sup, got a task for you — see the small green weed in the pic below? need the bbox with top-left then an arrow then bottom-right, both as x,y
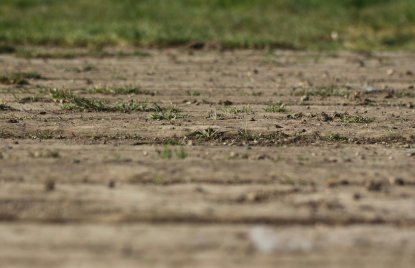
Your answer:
51,89 -> 164,112
341,115 -> 374,124
193,127 -> 220,140
89,86 -> 155,96
159,146 -> 188,160
160,146 -> 173,159
227,106 -> 253,114
114,100 -> 155,112
207,110 -> 225,120
150,104 -> 184,120
238,129 -> 254,140
325,133 -> 349,142
0,72 -> 43,85
185,90 -> 201,96
175,147 -> 188,159
264,101 -> 287,113
18,94 -> 43,103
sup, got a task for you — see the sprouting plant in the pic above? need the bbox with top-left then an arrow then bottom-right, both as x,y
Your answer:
341,115 -> 374,124
227,106 -> 253,114
185,90 -> 201,96
175,147 -> 188,159
160,146 -> 173,159
89,86 -> 155,96
194,127 -> 220,139
207,110 -> 225,120
264,101 -> 287,113
158,146 -> 188,160
238,128 -> 254,140
150,103 -> 184,120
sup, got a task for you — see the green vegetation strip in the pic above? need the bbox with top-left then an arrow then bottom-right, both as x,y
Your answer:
0,0 -> 414,50
50,89 -> 183,119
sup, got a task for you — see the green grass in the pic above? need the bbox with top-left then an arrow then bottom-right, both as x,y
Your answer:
51,89 -> 108,111
192,127 -> 220,140
325,133 -> 349,142
341,115 -> 374,124
0,0 -> 414,50
15,48 -> 150,59
264,102 -> 287,113
227,106 -> 253,114
50,89 -> 171,113
0,72 -> 43,85
88,86 -> 155,96
159,146 -> 188,160
149,103 -> 184,120
207,110 -> 225,120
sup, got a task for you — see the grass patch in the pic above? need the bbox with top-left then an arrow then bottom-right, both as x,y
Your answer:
192,127 -> 221,140
0,72 -> 43,85
51,89 -> 107,111
1,1 -> 414,50
150,103 -> 184,120
50,89 -> 170,113
18,94 -> 40,103
264,101 -> 287,113
113,100 -> 155,113
185,90 -> 201,96
158,146 -> 188,160
325,133 -> 349,142
88,86 -> 155,96
15,48 -> 150,59
238,129 -> 254,141
341,115 -> 374,123
207,110 -> 225,120
227,106 -> 253,114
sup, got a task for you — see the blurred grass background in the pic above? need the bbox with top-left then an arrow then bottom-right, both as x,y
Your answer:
0,0 -> 414,50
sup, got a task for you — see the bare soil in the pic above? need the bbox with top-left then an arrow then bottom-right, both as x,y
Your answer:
0,48 -> 414,267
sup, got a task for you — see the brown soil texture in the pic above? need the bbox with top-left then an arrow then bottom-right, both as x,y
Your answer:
0,48 -> 414,267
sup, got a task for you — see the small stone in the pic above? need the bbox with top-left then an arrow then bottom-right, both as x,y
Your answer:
7,118 -> 19,123
300,95 -> 310,102
326,157 -> 338,163
389,177 -> 405,186
44,180 -> 55,192
245,192 -> 258,202
194,186 -> 206,193
108,180 -> 116,188
366,180 -> 383,192
386,69 -> 395,76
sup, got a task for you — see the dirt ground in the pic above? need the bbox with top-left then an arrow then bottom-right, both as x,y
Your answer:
0,48 -> 414,267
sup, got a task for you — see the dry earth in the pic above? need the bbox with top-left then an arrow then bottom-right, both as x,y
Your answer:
0,48 -> 414,267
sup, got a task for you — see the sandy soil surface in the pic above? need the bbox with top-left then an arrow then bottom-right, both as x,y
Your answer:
0,48 -> 414,267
